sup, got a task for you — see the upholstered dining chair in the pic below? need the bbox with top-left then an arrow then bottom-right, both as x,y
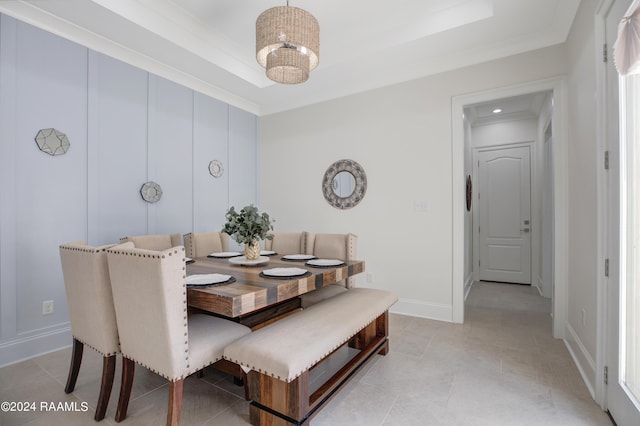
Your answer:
59,241 -> 119,421
264,231 -> 307,255
119,233 -> 181,250
106,243 -> 251,426
300,233 -> 358,308
183,232 -> 229,258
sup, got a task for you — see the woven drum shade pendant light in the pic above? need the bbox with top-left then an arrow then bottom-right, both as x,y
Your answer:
256,1 -> 319,84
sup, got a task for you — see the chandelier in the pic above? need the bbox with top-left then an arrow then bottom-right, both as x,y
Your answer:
256,1 -> 319,84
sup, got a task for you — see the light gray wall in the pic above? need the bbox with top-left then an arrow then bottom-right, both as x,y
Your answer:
0,15 -> 258,366
564,0 -> 601,392
260,44 -> 568,321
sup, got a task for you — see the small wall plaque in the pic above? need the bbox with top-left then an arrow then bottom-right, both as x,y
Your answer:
35,128 -> 70,156
209,160 -> 224,178
140,181 -> 162,203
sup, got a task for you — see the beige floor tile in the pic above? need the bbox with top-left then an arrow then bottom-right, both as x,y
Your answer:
312,381 -> 397,426
115,375 -> 243,425
0,280 -> 613,425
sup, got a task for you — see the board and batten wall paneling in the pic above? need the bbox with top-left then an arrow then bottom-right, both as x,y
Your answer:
87,51 -> 149,246
0,14 -> 19,342
1,17 -> 88,338
228,106 -> 258,209
147,75 -> 194,237
0,13 -> 259,366
193,93 -> 230,232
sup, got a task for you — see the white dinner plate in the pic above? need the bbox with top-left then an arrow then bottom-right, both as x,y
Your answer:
186,273 -> 231,286
208,251 -> 242,258
229,256 -> 269,266
306,259 -> 345,267
282,254 -> 316,260
260,250 -> 277,256
261,267 -> 308,277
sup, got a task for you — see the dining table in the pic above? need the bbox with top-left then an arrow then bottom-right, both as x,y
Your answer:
186,254 -> 365,328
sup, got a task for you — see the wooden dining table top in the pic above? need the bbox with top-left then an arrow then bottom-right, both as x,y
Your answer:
186,255 -> 365,318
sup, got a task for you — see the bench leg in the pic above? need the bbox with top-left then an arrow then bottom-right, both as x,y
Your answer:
349,311 -> 390,356
249,405 -> 311,426
248,371 -> 309,426
377,339 -> 389,356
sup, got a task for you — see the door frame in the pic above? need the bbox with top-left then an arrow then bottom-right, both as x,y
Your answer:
473,142 -> 535,284
596,0 -> 640,417
452,76 -> 569,341
595,0 -> 613,410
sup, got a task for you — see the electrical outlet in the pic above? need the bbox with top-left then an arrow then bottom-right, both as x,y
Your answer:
366,272 -> 374,284
42,300 -> 54,315
581,308 -> 586,327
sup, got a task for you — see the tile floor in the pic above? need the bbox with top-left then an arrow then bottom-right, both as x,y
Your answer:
0,282 -> 613,425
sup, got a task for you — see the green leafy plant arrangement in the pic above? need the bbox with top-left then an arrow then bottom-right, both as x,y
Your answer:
222,205 -> 275,245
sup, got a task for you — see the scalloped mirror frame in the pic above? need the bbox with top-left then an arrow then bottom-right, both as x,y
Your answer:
322,159 -> 367,209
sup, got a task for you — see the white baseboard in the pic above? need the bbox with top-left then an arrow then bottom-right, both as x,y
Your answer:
564,322 -> 596,399
390,298 -> 452,322
535,275 -> 544,296
0,325 -> 72,368
464,274 -> 474,300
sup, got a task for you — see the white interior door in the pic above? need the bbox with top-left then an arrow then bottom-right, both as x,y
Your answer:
607,0 -> 640,424
478,146 -> 532,284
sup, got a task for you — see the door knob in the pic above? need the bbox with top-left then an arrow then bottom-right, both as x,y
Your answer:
521,228 -> 530,233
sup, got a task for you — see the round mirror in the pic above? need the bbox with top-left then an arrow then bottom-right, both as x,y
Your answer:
332,171 -> 356,197
322,159 -> 367,209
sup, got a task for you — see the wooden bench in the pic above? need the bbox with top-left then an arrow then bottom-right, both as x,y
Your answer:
223,288 -> 398,425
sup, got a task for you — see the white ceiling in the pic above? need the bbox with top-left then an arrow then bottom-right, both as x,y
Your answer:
465,91 -> 550,126
0,0 -> 581,115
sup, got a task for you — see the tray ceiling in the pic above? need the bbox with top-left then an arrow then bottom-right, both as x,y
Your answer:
0,0 -> 581,115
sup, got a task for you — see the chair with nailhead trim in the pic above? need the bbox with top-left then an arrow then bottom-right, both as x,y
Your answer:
119,233 -> 182,250
105,243 -> 251,426
300,233 -> 358,308
263,231 -> 307,255
59,241 -> 119,421
182,232 -> 229,258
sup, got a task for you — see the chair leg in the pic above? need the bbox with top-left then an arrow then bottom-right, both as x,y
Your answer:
167,379 -> 184,426
65,338 -> 83,393
115,357 -> 135,423
94,354 -> 116,421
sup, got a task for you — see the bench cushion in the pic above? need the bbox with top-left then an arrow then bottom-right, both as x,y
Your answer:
223,288 -> 397,382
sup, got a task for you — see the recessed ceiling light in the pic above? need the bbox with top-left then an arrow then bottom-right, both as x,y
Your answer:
492,108 -> 502,114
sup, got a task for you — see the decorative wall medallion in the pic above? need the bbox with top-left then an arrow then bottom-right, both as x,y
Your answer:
35,128 -> 70,156
322,159 -> 367,210
209,160 -> 224,178
140,181 -> 162,203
